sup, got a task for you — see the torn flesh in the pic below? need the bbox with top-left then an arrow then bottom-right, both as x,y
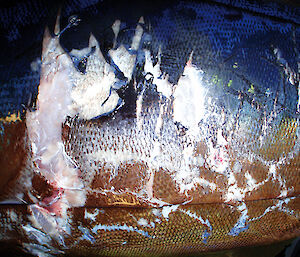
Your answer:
25,16 -> 86,242
70,34 -> 121,120
24,14 -> 148,245
21,12 -> 300,251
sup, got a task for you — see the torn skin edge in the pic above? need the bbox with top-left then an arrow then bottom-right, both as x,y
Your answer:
25,13 -> 86,246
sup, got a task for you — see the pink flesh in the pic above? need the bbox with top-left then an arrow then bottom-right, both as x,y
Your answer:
26,27 -> 86,219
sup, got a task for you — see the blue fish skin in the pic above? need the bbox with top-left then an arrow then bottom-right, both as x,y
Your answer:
0,1 -> 299,257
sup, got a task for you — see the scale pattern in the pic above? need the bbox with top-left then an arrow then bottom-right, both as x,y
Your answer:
0,1 -> 299,256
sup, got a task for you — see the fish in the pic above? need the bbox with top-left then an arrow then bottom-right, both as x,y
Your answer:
0,1 -> 299,256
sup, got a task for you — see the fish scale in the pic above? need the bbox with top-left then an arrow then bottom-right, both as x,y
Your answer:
0,199 -> 299,256
0,0 -> 300,256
